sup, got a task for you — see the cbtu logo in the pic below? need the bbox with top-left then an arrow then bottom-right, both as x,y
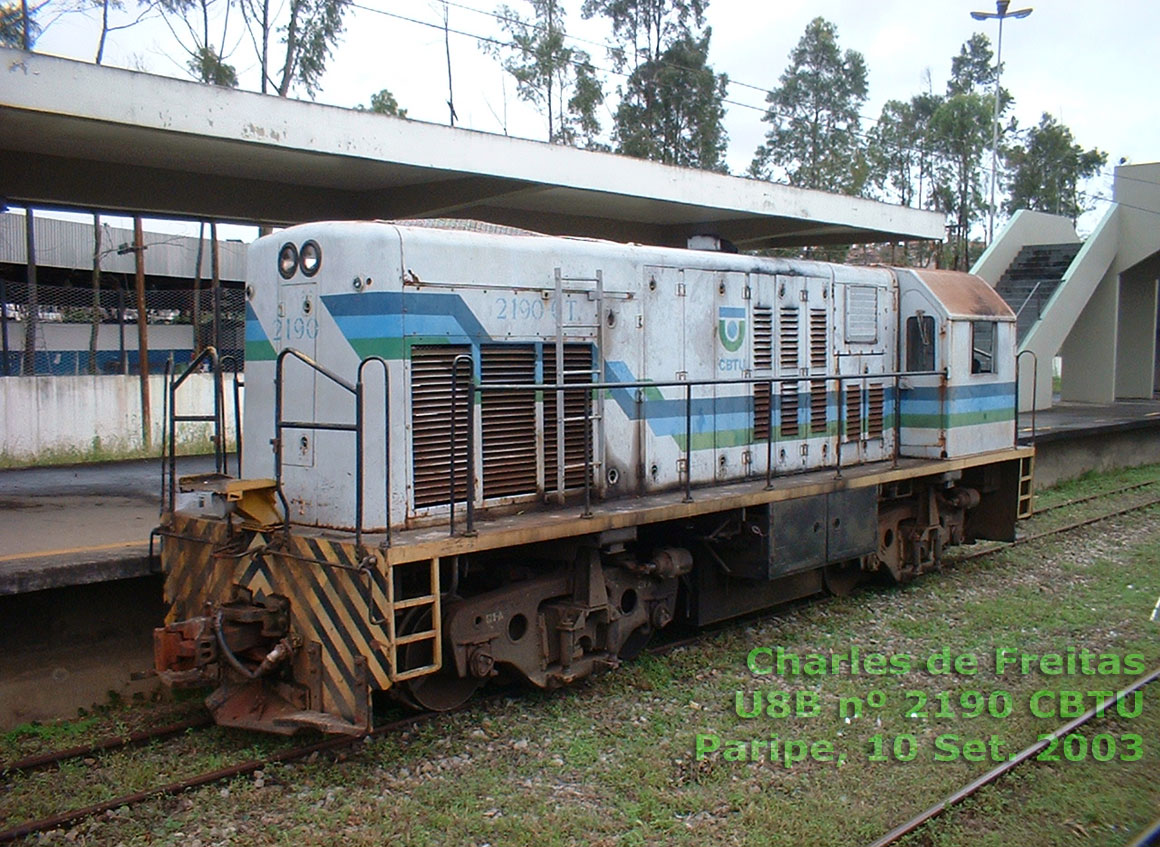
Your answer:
718,306 -> 746,353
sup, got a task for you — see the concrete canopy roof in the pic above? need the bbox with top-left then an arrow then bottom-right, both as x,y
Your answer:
0,48 -> 945,249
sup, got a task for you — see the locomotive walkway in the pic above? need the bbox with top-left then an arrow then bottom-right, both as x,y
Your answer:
3,396 -> 1160,594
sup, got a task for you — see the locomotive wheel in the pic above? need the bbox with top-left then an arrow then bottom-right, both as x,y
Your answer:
397,606 -> 483,712
822,561 -> 863,597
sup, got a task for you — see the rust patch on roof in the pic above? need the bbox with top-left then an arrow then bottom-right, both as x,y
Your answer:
910,269 -> 1015,321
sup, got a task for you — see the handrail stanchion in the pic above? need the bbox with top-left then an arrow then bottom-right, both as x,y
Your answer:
221,354 -> 244,476
582,381 -> 593,518
466,370 -> 477,536
1015,349 -> 1039,444
160,359 -> 171,514
835,375 -> 843,479
683,382 -> 693,503
764,380 -> 773,490
892,374 -> 901,469
168,345 -> 221,515
357,357 -> 391,548
449,354 -> 475,537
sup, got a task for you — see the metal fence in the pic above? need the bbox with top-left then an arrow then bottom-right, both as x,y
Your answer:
0,280 -> 245,376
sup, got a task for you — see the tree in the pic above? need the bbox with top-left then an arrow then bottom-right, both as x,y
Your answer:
360,88 -> 407,118
274,0 -> 350,97
159,0 -> 239,86
1005,113 -> 1106,223
613,30 -> 726,170
0,0 -> 40,47
489,0 -> 603,146
751,16 -> 869,195
581,0 -> 706,70
235,0 -> 349,97
929,92 -> 992,269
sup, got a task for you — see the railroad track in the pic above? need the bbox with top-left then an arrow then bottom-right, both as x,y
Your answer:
866,665 -> 1160,847
3,486 -> 1159,844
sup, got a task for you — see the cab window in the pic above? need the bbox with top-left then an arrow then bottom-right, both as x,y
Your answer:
971,321 -> 996,374
906,315 -> 935,372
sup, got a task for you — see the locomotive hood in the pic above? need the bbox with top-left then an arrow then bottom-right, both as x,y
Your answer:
897,268 -> 1016,322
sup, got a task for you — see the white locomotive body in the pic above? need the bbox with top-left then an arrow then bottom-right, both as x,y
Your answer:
155,221 -> 1030,733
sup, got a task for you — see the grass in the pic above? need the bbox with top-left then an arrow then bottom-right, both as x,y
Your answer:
2,464 -> 1160,845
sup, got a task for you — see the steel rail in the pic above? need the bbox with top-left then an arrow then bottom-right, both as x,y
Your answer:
1032,477 -> 1160,516
1,714 -> 213,776
952,494 -> 1160,564
865,664 -> 1160,847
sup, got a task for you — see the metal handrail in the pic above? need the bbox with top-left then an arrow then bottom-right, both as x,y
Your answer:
273,348 -> 391,549
449,354 -> 476,537
220,354 -> 245,477
1014,280 -> 1043,319
166,346 -> 224,515
445,367 -> 945,535
1015,349 -> 1039,443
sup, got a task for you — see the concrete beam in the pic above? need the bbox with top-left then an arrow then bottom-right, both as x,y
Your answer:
0,49 -> 945,246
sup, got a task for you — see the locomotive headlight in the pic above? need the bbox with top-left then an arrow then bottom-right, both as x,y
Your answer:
277,242 -> 298,279
299,240 -> 322,276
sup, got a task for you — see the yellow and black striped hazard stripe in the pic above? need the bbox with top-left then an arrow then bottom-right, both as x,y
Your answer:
161,514 -> 238,623
253,535 -> 394,725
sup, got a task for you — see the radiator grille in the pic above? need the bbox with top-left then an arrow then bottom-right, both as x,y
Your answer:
480,344 -> 538,498
543,344 -> 594,493
753,307 -> 773,370
779,307 -> 799,369
754,382 -> 771,442
810,380 -> 827,436
410,345 -> 471,508
845,384 -> 862,441
809,308 -> 828,369
780,383 -> 800,438
867,383 -> 885,439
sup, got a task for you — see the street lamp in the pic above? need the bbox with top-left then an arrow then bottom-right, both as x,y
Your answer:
970,0 -> 1032,244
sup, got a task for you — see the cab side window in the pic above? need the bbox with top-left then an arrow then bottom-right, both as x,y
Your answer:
971,321 -> 996,374
906,315 -> 935,372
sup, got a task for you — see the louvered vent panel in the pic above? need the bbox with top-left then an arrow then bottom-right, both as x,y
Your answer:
480,344 -> 538,498
867,383 -> 885,439
543,344 -> 594,492
780,383 -> 800,438
809,309 -> 828,369
779,307 -> 799,369
753,307 -> 773,370
410,345 -> 471,508
845,286 -> 878,342
754,382 -> 772,442
845,384 -> 862,441
810,380 -> 828,436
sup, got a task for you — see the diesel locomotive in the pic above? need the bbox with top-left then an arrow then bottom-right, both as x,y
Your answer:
153,220 -> 1033,734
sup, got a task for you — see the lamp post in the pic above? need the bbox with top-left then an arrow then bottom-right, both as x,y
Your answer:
971,0 -> 1032,244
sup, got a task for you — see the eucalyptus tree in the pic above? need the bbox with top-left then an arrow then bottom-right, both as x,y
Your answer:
751,16 -> 868,195
1005,113 -> 1106,224
489,0 -> 604,146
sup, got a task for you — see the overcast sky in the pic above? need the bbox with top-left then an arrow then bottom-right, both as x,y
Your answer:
31,0 -> 1160,239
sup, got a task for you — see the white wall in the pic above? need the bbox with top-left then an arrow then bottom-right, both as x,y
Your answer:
1,373 -> 241,465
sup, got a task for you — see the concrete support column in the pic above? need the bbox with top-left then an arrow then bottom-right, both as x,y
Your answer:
1115,271 -> 1159,399
1059,272 -> 1119,405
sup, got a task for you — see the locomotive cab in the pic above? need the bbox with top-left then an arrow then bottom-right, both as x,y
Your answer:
896,269 -> 1017,459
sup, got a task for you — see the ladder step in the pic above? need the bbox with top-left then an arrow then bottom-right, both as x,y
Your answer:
561,415 -> 600,423
395,630 -> 437,647
392,594 -> 437,611
559,369 -> 599,376
562,461 -> 601,471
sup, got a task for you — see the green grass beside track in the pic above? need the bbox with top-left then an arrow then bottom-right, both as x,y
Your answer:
2,463 -> 1159,845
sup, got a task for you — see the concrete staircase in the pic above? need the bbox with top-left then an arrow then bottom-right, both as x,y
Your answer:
994,243 -> 1082,343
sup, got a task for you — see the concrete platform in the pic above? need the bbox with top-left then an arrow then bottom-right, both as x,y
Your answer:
0,455 -> 221,595
1020,398 -> 1160,488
